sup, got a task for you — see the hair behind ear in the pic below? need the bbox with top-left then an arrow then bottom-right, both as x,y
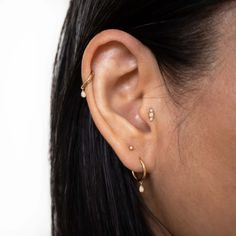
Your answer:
50,1 -> 156,234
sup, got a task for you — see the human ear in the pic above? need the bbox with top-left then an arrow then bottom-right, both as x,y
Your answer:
81,29 -> 165,174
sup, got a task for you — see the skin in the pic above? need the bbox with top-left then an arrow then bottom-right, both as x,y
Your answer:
81,7 -> 236,236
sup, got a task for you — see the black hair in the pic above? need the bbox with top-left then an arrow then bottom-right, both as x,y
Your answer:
50,1 -> 232,235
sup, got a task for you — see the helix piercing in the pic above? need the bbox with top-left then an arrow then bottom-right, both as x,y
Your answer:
81,71 -> 94,98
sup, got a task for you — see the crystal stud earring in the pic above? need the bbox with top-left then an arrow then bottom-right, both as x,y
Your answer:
148,108 -> 155,122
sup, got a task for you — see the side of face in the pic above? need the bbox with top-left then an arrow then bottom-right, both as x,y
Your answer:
154,8 -> 236,235
80,6 -> 236,235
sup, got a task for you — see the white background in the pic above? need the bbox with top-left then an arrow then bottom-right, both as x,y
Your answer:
0,0 -> 68,235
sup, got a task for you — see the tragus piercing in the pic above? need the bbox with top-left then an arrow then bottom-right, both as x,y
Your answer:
81,71 -> 94,98
148,108 -> 155,122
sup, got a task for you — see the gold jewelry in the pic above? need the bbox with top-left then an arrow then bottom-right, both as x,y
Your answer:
81,71 -> 94,98
132,158 -> 147,193
148,108 -> 155,122
128,145 -> 134,151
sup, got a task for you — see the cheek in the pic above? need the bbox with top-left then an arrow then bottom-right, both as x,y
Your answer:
178,73 -> 236,198
156,80 -> 236,231
199,73 -> 236,165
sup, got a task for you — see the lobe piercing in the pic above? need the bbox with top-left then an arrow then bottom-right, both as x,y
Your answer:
128,145 -> 134,151
132,158 -> 147,193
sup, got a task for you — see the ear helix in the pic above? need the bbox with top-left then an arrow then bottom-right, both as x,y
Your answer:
81,71 -> 94,98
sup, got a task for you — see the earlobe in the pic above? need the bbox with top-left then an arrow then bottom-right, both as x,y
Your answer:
81,29 -> 161,175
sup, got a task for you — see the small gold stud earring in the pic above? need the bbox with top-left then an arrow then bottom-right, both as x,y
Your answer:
148,108 -> 155,122
128,145 -> 134,151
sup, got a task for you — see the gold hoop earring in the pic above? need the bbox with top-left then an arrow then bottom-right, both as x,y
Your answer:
132,158 -> 147,193
81,71 -> 94,98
